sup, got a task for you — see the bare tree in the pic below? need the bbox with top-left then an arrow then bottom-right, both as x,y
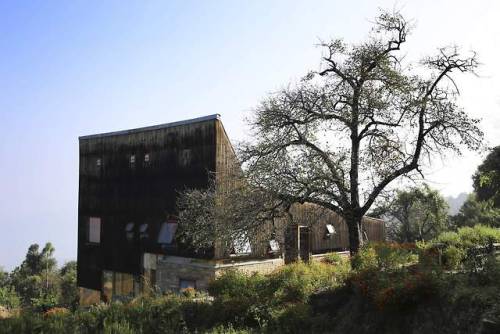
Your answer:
239,10 -> 483,255
176,172 -> 287,257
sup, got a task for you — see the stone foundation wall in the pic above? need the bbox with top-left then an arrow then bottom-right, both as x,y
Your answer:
79,287 -> 101,306
156,256 -> 217,291
215,257 -> 284,276
153,254 -> 284,292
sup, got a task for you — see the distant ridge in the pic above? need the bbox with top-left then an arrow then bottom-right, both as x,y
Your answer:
445,192 -> 468,215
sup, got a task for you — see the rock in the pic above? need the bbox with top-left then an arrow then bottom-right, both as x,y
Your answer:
0,305 -> 11,319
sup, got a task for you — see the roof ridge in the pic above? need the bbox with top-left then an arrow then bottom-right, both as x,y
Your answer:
79,114 -> 220,140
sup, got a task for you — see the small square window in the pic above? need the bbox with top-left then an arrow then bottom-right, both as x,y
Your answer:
325,224 -> 335,239
88,217 -> 101,243
125,222 -> 134,232
139,224 -> 149,239
231,234 -> 251,254
125,222 -> 135,241
130,155 -> 136,164
144,154 -> 150,162
179,278 -> 196,291
158,222 -> 177,244
268,239 -> 280,252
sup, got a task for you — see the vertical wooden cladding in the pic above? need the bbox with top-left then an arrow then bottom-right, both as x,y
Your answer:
287,204 -> 385,254
214,119 -> 238,186
213,120 -> 238,259
78,117 -> 218,290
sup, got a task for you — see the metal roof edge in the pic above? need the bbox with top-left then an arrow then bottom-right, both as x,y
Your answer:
79,114 -> 220,140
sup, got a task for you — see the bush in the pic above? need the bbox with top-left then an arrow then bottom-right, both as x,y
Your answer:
31,292 -> 58,313
352,242 -> 418,272
430,225 -> 500,271
267,261 -> 347,304
322,252 -> 345,265
0,286 -> 21,310
351,246 -> 378,271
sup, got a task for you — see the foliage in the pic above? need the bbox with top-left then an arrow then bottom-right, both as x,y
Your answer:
451,193 -> 500,228
429,225 -> 500,271
350,267 -> 440,311
59,261 -> 79,309
0,267 -> 7,288
208,261 -> 350,330
352,242 -> 418,272
473,146 -> 500,207
1,244 -> 82,313
321,252 -> 347,265
9,242 -> 60,306
267,261 -> 349,304
0,286 -> 21,310
31,291 -> 59,313
1,239 -> 500,333
374,184 -> 450,242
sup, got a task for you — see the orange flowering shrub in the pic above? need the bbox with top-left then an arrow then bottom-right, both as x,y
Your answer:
351,268 -> 439,311
43,307 -> 69,318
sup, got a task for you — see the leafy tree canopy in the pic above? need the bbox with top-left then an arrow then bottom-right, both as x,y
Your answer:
371,184 -> 449,242
9,242 -> 59,306
452,194 -> 500,228
473,146 -> 500,207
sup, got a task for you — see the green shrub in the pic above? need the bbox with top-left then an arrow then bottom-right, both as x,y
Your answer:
351,246 -> 378,270
103,319 -> 134,334
322,252 -> 345,265
430,225 -> 500,272
31,292 -> 58,313
352,243 -> 418,272
442,246 -> 465,270
0,286 -> 21,309
267,261 -> 347,304
433,231 -> 461,246
208,270 -> 265,301
268,303 -> 312,333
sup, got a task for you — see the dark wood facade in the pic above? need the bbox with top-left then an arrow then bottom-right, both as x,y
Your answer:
77,115 -> 228,291
77,114 -> 384,295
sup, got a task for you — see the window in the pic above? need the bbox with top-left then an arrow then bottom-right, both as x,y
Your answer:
268,239 -> 280,253
179,278 -> 196,291
139,223 -> 149,239
88,217 -> 101,243
125,222 -> 135,241
96,158 -> 102,167
130,155 -> 136,164
231,234 -> 251,255
158,222 -> 177,244
114,272 -> 134,296
325,224 -> 335,239
143,153 -> 151,167
178,149 -> 191,167
102,271 -> 136,300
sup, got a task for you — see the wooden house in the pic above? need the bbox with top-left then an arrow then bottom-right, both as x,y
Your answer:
77,114 -> 384,304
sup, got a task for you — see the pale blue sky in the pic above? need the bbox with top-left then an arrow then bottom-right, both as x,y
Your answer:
1,1 -> 499,270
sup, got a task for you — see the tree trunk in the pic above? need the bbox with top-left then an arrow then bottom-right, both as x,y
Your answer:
346,214 -> 363,256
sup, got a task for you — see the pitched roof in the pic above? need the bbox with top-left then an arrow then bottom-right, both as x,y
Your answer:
79,114 -> 220,140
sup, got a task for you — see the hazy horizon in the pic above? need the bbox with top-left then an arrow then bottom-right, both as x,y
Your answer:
1,0 -> 499,270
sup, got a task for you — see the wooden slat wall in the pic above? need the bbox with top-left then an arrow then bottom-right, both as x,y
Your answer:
288,204 -> 385,253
